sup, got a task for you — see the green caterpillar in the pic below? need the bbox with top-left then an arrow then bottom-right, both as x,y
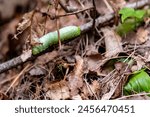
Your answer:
32,26 -> 81,55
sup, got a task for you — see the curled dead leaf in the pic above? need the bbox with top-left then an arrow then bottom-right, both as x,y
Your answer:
67,55 -> 84,97
136,28 -> 149,44
45,80 -> 70,100
101,27 -> 123,57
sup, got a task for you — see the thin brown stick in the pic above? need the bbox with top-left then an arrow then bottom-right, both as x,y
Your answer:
54,0 -> 61,49
92,0 -> 96,29
40,6 -> 94,19
59,0 -> 78,13
116,92 -> 150,100
5,64 -> 31,94
57,6 -> 94,18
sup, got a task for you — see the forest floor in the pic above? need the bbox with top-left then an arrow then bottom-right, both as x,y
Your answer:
0,0 -> 150,100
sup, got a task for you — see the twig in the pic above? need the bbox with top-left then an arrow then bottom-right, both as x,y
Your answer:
103,0 -> 113,12
92,0 -> 96,29
40,7 -> 94,19
58,6 -> 94,18
0,50 -> 33,74
116,92 -> 150,100
0,0 -> 149,74
54,0 -> 61,49
59,0 -> 78,13
5,64 -> 31,94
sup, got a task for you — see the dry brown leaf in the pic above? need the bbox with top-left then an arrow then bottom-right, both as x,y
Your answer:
92,80 -> 101,94
136,28 -> 149,44
145,51 -> 150,62
29,66 -> 47,76
67,55 -> 84,97
86,45 -> 99,56
101,82 -> 115,100
133,56 -> 145,70
114,62 -> 124,71
46,80 -> 70,100
131,65 -> 138,72
125,28 -> 149,44
85,45 -> 102,72
101,27 -> 123,58
36,50 -> 59,64
110,0 -> 126,8
95,0 -> 110,15
82,80 -> 100,99
101,73 -> 123,100
85,55 -> 102,72
17,12 -> 33,32
144,17 -> 150,27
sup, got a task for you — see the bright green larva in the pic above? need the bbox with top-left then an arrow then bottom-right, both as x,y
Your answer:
32,26 -> 81,55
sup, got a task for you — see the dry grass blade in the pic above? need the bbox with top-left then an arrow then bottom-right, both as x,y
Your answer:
5,64 -> 31,94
